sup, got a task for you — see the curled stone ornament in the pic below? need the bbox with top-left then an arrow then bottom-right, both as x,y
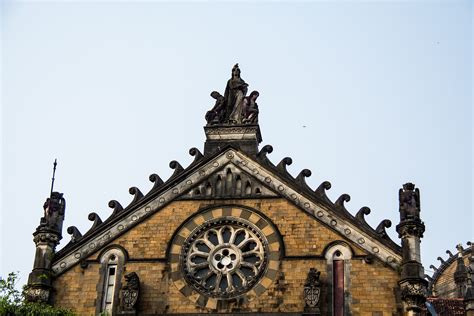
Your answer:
182,219 -> 268,299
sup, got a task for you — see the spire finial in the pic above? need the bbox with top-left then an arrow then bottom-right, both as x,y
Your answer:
50,159 -> 57,197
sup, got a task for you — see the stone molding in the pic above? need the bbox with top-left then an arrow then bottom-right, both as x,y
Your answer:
52,149 -> 401,275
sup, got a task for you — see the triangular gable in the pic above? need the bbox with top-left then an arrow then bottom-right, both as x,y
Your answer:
52,147 -> 401,276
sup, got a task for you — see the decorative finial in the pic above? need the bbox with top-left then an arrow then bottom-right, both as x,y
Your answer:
50,159 -> 58,197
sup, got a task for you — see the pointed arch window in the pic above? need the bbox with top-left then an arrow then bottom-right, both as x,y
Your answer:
325,242 -> 352,316
96,247 -> 127,316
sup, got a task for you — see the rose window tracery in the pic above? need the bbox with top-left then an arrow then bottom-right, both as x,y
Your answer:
170,207 -> 281,307
182,219 -> 268,299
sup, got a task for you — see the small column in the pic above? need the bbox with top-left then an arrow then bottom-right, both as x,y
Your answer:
396,183 -> 427,315
465,243 -> 474,315
25,192 -> 66,303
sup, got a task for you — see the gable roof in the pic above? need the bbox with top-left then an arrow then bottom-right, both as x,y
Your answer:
426,242 -> 473,295
52,144 -> 402,276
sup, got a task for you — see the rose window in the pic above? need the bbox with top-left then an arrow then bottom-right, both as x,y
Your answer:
182,219 -> 268,299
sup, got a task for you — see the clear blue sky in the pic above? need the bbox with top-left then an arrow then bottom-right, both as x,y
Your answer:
1,1 -> 472,287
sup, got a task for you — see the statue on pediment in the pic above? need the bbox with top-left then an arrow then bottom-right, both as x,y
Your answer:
205,64 -> 259,125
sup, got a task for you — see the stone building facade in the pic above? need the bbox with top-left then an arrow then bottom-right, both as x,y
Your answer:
26,65 -> 471,315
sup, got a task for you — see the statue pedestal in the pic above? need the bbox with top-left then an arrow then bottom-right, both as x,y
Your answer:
204,124 -> 262,156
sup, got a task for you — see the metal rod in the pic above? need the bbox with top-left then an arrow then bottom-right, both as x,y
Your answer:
50,159 -> 57,197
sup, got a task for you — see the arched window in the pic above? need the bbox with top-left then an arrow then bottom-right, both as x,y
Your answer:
96,247 -> 127,315
325,242 -> 352,316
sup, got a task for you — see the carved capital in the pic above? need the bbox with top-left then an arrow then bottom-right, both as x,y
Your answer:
399,279 -> 427,312
33,231 -> 61,246
24,286 -> 50,303
396,220 -> 425,239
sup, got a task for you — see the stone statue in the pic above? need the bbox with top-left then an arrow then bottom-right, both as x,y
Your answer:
40,192 -> 66,233
205,91 -> 226,125
225,63 -> 248,123
399,183 -> 420,221
304,268 -> 321,315
120,272 -> 140,314
206,64 -> 261,126
243,90 -> 259,124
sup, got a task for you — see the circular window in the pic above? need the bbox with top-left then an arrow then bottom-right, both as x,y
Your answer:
182,219 -> 268,298
169,206 -> 282,308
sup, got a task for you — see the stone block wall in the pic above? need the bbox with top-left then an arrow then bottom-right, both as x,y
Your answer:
52,198 -> 400,315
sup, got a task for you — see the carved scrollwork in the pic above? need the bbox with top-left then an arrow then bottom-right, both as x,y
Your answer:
149,173 -> 164,191
375,219 -> 392,238
66,226 -> 82,244
169,160 -> 184,178
108,200 -> 124,217
276,157 -> 292,174
189,147 -> 204,164
128,187 -> 144,206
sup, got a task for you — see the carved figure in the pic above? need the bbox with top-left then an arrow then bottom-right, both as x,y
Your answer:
120,272 -> 140,311
205,91 -> 226,125
399,182 -> 420,221
243,90 -> 260,124
304,268 -> 321,314
225,64 -> 248,123
40,192 -> 66,232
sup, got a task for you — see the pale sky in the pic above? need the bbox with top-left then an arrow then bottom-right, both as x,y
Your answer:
1,1 -> 472,288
